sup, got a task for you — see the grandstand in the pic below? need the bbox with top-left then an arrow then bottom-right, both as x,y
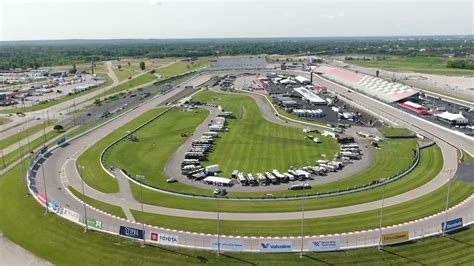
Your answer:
312,66 -> 419,103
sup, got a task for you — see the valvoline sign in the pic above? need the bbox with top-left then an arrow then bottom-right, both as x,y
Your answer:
259,241 -> 292,252
442,218 -> 463,232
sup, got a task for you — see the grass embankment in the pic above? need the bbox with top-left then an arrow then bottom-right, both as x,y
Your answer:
131,179 -> 473,236
348,56 -> 474,76
68,186 -> 126,219
97,73 -> 156,98
0,120 -> 57,150
0,164 -> 473,265
192,90 -> 340,177
0,124 -> 66,170
156,60 -> 209,79
0,74 -> 112,114
378,127 -> 414,138
112,58 -> 176,81
76,108 -> 167,193
128,144 -> 441,212
0,117 -> 12,125
104,108 -> 208,188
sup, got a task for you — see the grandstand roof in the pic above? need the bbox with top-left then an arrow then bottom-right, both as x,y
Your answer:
313,65 -> 418,103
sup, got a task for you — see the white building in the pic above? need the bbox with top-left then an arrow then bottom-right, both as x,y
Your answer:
435,111 -> 469,125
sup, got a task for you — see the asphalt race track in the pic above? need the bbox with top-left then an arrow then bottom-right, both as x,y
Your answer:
29,70 -> 474,252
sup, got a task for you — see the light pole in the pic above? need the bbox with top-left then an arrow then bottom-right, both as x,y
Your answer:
40,155 -> 49,214
216,194 -> 221,256
78,165 -> 88,232
300,199 -> 305,258
136,174 -> 146,246
378,182 -> 386,250
443,169 -> 454,235
0,149 -> 5,168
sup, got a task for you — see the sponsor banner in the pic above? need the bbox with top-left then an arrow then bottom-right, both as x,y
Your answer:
382,231 -> 409,244
150,232 -> 179,245
442,218 -> 463,232
211,239 -> 244,251
37,193 -> 47,205
308,239 -> 340,252
259,241 -> 293,253
83,217 -> 103,229
47,199 -> 61,213
119,226 -> 144,240
62,208 -> 80,223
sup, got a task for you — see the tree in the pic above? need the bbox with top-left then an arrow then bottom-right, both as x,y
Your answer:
117,64 -> 122,70
94,98 -> 102,106
127,61 -> 131,66
139,61 -> 146,70
69,64 -> 77,74
53,124 -> 64,132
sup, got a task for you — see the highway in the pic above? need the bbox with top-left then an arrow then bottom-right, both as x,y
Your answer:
26,70 -> 473,252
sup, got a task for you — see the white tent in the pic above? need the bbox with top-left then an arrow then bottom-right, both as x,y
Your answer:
203,176 -> 233,185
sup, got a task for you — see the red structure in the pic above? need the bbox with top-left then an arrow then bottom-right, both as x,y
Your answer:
399,101 -> 430,115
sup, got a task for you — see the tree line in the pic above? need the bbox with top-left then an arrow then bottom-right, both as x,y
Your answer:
0,37 -> 472,70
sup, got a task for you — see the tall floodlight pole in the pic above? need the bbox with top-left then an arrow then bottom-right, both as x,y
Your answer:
78,165 -> 88,232
300,199 -> 305,258
0,149 -> 5,168
136,174 -> 146,246
42,112 -> 47,148
378,182 -> 386,250
40,154 -> 49,214
217,195 -> 221,256
443,169 -> 454,235
17,131 -> 27,191
25,126 -> 32,152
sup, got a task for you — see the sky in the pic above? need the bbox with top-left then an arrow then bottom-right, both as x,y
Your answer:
0,0 -> 472,41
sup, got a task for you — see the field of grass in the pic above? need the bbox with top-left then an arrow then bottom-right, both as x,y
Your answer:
127,144 -> 441,213
76,108 -> 168,193
0,119 -> 57,150
104,108 -> 209,188
0,117 -> 12,125
0,126 -> 67,170
68,186 -> 126,219
378,127 -> 414,138
156,60 -> 209,79
130,179 -> 473,236
111,58 -> 176,81
192,90 -> 340,177
97,73 -> 156,97
0,74 -> 113,114
1,164 -> 473,265
348,56 -> 474,76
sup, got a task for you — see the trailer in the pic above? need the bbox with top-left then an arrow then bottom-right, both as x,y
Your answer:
284,173 -> 295,181
294,170 -> 311,180
231,170 -> 239,178
265,172 -> 279,184
203,132 -> 219,137
237,172 -> 249,186
205,164 -> 219,174
247,173 -> 258,186
257,173 -> 269,185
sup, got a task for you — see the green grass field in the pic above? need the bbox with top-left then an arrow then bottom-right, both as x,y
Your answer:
0,164 -> 473,265
378,127 -> 414,138
126,144 -> 441,213
192,90 -> 340,177
348,56 -> 474,76
0,119 -> 57,150
97,73 -> 156,98
0,117 -> 12,125
0,126 -> 67,170
76,108 -> 168,193
68,186 -> 126,219
104,108 -> 209,188
157,60 -> 209,78
131,179 -> 472,236
0,74 -> 113,114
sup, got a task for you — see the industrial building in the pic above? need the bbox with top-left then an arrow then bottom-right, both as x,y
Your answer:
435,112 -> 469,125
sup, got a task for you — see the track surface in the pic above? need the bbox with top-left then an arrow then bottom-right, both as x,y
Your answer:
29,71 -> 473,251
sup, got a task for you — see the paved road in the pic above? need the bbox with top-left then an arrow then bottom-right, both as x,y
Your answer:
0,234 -> 51,266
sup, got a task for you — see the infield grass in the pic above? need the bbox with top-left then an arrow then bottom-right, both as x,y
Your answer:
130,179 -> 473,236
0,164 -> 473,264
347,56 -> 474,76
157,60 -> 209,78
68,186 -> 126,219
378,127 -> 414,138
